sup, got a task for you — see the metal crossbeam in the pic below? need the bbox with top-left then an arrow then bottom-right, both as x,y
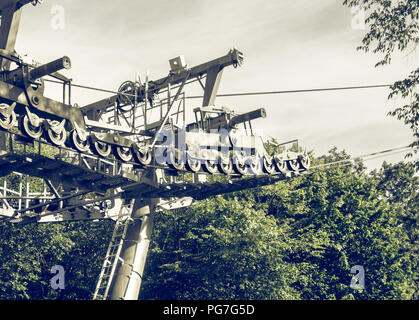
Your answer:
0,129 -> 305,224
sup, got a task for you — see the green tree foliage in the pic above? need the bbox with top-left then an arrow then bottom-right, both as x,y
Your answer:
371,161 -> 418,299
53,220 -> 114,299
0,150 -> 416,300
0,222 -> 73,299
255,168 -> 414,299
388,69 -> 419,162
0,220 -> 113,299
141,198 -> 300,300
343,0 -> 419,166
343,0 -> 418,67
139,149 -> 416,300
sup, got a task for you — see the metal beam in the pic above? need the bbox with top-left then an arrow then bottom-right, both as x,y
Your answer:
108,198 -> 159,300
0,2 -> 22,69
80,49 -> 243,115
203,65 -> 223,107
0,1 -> 33,13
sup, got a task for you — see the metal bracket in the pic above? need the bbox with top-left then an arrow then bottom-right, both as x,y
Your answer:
0,102 -> 16,117
73,120 -> 89,141
24,106 -> 41,127
43,118 -> 66,133
90,131 -> 134,148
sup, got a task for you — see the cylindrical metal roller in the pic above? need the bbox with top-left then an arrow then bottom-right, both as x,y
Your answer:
29,56 -> 71,81
230,108 -> 266,127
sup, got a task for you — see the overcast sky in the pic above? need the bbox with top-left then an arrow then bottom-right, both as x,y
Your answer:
16,0 -> 418,169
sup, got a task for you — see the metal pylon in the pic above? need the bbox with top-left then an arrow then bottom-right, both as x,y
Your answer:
93,198 -> 135,300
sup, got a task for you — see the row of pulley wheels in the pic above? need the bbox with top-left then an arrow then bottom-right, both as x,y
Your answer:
0,107 -> 148,163
0,106 -> 310,176
163,148 -> 310,176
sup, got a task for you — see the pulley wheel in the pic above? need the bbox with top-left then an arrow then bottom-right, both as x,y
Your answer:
262,157 -> 276,174
0,109 -> 16,130
92,140 -> 111,158
232,153 -> 248,175
273,157 -> 287,173
133,147 -> 152,166
117,81 -> 135,110
287,159 -> 300,172
20,114 -> 42,139
46,121 -> 67,146
248,155 -> 262,175
185,156 -> 201,173
114,146 -> 133,162
298,154 -> 311,171
167,148 -> 185,171
69,130 -> 90,153
202,159 -> 218,174
218,154 -> 233,175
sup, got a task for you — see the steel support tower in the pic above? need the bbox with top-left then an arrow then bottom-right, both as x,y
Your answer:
0,1 -> 310,300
